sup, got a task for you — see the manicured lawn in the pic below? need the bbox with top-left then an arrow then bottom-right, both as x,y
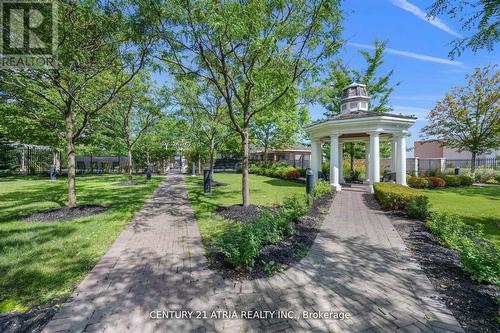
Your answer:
0,175 -> 163,313
185,173 -> 304,246
421,186 -> 500,247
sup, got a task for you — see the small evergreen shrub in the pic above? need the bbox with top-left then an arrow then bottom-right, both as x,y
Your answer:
426,212 -> 500,286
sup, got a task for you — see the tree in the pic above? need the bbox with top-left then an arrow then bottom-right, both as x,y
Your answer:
422,65 -> 499,173
102,78 -> 163,182
252,90 -> 308,163
153,0 -> 343,206
428,0 -> 499,58
320,40 -> 397,174
173,78 -> 231,175
0,1 -> 153,207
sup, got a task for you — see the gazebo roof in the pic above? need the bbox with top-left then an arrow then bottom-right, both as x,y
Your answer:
306,110 -> 417,129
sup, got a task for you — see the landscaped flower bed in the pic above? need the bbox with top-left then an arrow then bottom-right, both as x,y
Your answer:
212,180 -> 334,278
374,183 -> 500,287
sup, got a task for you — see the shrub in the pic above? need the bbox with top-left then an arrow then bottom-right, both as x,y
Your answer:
426,212 -> 500,286
426,176 -> 446,188
283,168 -> 301,180
458,175 -> 474,186
217,224 -> 261,268
217,192 -> 311,268
441,175 -> 461,187
312,180 -> 332,198
248,163 -> 301,181
406,196 -> 430,220
472,170 -> 500,183
407,176 -> 430,188
281,195 -> 309,222
485,178 -> 498,184
373,183 -> 429,219
321,162 -> 329,178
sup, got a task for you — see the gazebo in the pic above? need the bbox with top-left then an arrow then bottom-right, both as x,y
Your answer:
305,83 -> 417,192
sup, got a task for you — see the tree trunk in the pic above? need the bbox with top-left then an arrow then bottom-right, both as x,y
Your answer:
64,108 -> 77,208
209,135 -> 216,177
241,128 -> 250,207
264,143 -> 269,164
471,151 -> 476,175
127,144 -> 133,182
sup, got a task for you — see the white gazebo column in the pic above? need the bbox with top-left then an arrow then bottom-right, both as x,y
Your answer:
310,139 -> 321,185
396,133 -> 407,186
364,140 -> 370,184
391,138 -> 398,171
338,141 -> 345,184
369,132 -> 380,192
329,133 -> 341,191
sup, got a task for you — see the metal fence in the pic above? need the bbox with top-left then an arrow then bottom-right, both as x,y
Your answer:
445,158 -> 498,170
0,144 -> 134,175
0,145 -> 54,174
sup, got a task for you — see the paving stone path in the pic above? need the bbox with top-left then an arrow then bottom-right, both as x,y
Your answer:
43,176 -> 463,333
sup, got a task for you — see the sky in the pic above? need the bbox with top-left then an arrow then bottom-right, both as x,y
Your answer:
152,0 -> 499,156
309,0 -> 498,156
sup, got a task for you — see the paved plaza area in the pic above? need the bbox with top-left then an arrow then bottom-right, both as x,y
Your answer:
43,175 -> 463,332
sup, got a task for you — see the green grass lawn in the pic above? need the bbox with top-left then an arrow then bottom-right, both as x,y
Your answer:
0,175 -> 163,313
185,173 -> 304,247
421,185 -> 500,247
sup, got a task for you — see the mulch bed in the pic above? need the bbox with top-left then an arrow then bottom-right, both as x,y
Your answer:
209,192 -> 335,280
214,204 -> 264,224
23,205 -> 108,223
390,213 -> 500,333
0,300 -> 61,333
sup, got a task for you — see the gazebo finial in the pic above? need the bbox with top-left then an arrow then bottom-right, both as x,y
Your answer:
340,82 -> 370,113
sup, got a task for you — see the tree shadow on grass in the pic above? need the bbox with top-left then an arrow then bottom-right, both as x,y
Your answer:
264,178 -> 304,187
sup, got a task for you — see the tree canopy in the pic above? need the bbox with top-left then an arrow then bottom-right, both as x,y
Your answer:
422,65 -> 499,172
428,0 -> 499,58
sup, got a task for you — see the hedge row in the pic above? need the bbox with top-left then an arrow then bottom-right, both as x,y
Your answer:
247,163 -> 301,180
374,183 -> 499,286
373,183 -> 429,220
216,181 -> 331,268
407,174 -> 474,189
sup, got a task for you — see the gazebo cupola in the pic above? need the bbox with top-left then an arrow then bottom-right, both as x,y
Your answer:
340,83 -> 370,113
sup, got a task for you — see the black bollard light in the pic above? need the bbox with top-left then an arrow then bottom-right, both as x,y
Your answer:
146,164 -> 152,181
305,168 -> 313,195
203,169 -> 212,194
50,164 -> 56,181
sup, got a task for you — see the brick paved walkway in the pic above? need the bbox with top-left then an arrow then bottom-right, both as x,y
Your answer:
43,177 -> 463,333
